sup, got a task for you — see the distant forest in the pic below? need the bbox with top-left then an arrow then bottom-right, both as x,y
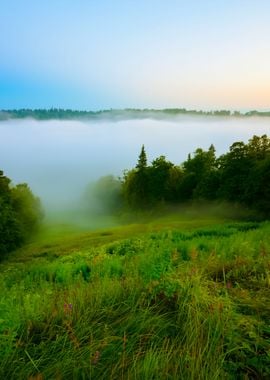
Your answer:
1,108 -> 270,121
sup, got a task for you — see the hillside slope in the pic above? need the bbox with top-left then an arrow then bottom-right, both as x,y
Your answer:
0,213 -> 269,379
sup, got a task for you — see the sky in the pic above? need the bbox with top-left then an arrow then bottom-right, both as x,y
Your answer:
1,0 -> 270,110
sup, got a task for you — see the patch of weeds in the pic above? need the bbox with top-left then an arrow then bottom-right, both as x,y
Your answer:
106,238 -> 145,256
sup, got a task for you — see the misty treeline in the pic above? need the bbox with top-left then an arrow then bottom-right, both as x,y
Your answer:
87,135 -> 270,216
1,108 -> 270,121
0,171 -> 43,254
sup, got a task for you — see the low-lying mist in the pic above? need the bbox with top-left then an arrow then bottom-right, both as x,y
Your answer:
0,115 -> 269,224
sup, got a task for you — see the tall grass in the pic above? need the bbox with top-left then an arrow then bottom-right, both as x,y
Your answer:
0,221 -> 269,379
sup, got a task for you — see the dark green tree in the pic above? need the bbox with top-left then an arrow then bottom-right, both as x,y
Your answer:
148,156 -> 174,202
136,145 -> 147,170
242,135 -> 270,213
11,183 -> 43,238
180,145 -> 217,200
122,146 -> 150,209
0,171 -> 43,256
218,141 -> 252,202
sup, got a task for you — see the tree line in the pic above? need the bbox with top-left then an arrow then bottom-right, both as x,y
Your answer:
0,171 -> 43,255
1,108 -> 270,121
90,135 -> 270,217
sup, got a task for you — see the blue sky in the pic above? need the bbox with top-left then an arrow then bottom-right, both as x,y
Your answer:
1,1 -> 270,110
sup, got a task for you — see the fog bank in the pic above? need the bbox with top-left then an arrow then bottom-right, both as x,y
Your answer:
0,116 -> 269,210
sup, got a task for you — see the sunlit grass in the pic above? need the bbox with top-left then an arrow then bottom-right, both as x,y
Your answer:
7,206 -> 233,263
0,212 -> 269,379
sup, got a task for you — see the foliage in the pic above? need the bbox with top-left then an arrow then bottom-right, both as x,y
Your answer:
122,136 -> 270,217
122,146 -> 151,208
83,175 -> 122,215
0,171 -> 43,255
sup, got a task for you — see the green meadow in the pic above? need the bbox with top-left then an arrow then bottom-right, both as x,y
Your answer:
2,1 -> 270,378
0,210 -> 269,379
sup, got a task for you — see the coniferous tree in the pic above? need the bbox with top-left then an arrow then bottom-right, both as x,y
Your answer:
136,145 -> 147,170
122,145 -> 149,208
134,145 -> 149,207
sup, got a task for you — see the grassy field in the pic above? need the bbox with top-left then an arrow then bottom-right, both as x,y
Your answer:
0,209 -> 269,379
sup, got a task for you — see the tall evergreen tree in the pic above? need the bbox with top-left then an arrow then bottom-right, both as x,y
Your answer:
122,145 -> 150,209
136,145 -> 147,170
